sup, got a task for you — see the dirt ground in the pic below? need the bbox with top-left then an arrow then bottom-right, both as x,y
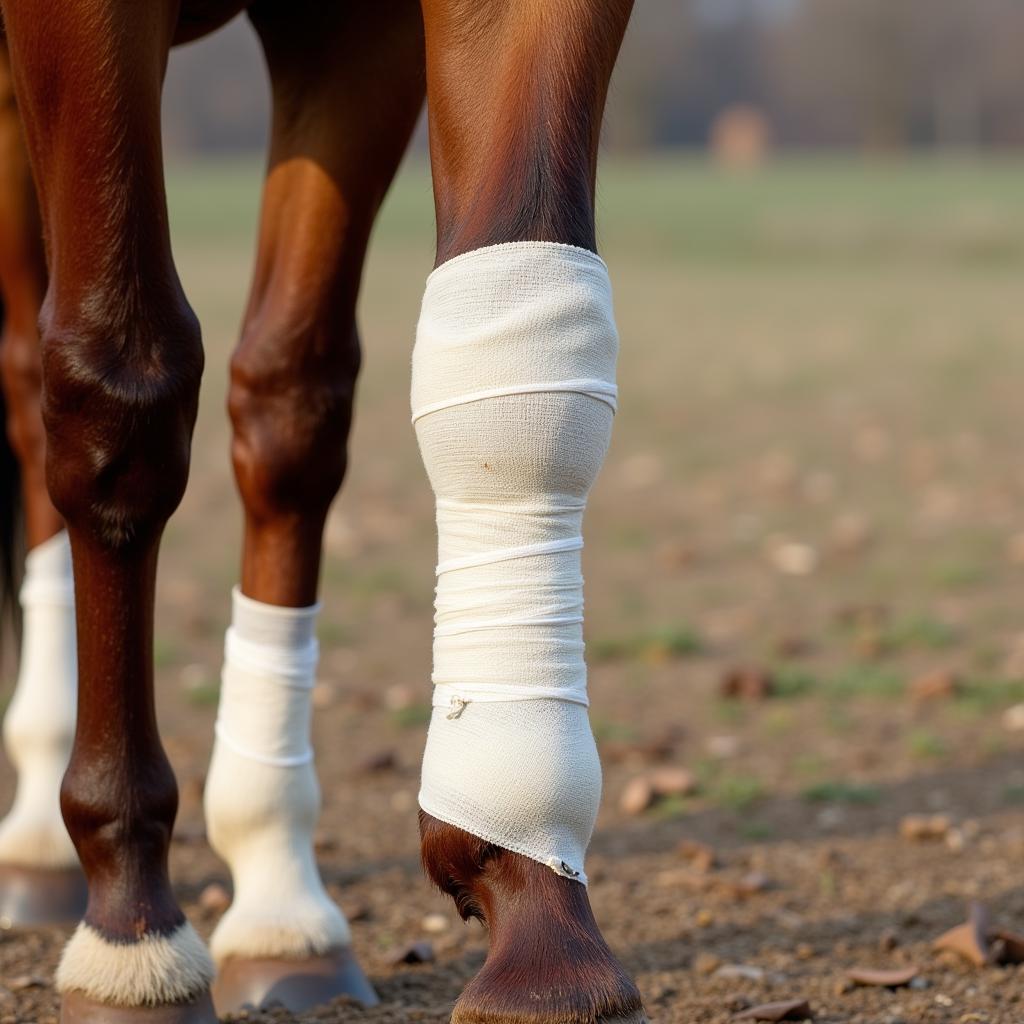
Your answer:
6,157 -> 1024,1022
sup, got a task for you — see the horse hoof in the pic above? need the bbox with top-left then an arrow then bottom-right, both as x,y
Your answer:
0,863 -> 87,928
421,812 -> 645,1024
211,948 -> 379,1014
60,991 -> 218,1024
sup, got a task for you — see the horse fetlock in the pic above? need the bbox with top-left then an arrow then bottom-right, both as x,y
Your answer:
60,746 -> 183,931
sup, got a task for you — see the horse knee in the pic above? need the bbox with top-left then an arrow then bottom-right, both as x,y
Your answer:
39,291 -> 203,550
228,319 -> 359,523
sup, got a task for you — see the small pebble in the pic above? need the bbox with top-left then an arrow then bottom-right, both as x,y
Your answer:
769,540 -> 818,576
8,976 -> 46,991
357,749 -> 398,774
389,940 -> 435,965
199,882 -> 231,913
714,963 -> 765,982
693,952 -> 721,975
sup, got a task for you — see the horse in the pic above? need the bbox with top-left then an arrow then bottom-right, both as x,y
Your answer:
0,2 -> 643,1022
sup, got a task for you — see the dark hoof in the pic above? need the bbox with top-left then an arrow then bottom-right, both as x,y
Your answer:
421,812 -> 645,1024
0,863 -> 87,928
211,948 -> 379,1014
61,991 -> 218,1024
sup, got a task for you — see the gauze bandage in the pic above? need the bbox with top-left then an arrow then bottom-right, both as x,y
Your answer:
413,242 -> 618,883
204,587 -> 350,961
0,530 -> 77,868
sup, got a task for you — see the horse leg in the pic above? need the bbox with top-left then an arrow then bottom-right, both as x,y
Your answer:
1,4 -> 214,1018
203,3 -> 424,1014
0,38 -> 84,926
414,2 -> 644,1022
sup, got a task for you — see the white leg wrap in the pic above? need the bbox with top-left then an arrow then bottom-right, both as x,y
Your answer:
412,242 -> 618,884
0,530 -> 78,868
57,920 -> 213,1006
204,587 -> 350,962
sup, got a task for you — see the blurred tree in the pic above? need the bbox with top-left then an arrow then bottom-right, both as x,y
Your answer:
159,1 -> 1024,155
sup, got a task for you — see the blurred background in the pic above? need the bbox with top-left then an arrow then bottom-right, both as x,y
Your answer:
9,2 -> 1024,1020
163,0 -> 1024,155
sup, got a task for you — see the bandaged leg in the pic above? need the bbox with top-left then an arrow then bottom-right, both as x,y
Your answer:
204,588 -> 350,961
0,530 -> 77,868
413,242 -> 618,884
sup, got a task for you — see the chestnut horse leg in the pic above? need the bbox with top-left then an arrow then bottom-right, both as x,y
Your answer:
416,2 -> 644,1022
204,2 -> 424,1014
2,3 -> 215,1019
0,38 -> 85,926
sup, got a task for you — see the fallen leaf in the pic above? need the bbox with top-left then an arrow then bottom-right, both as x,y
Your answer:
649,767 -> 698,797
734,998 -> 813,1021
846,966 -> 918,988
678,839 -> 717,874
933,902 -> 993,967
720,667 -> 775,701
900,814 -> 952,843
909,670 -> 958,702
620,776 -> 655,815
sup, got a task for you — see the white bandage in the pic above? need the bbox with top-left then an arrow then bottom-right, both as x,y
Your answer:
0,530 -> 78,868
412,242 -> 617,883
204,587 -> 350,961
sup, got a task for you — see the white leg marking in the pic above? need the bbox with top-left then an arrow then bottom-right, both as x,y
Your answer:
0,531 -> 78,868
56,920 -> 214,1006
